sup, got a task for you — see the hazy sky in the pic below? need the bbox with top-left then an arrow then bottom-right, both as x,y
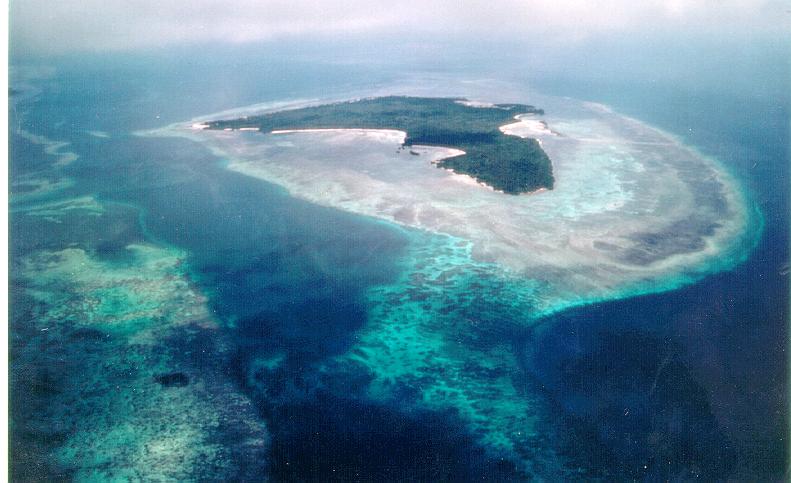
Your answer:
10,0 -> 790,55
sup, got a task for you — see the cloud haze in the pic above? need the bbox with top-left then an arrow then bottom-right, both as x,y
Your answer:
10,0 -> 790,54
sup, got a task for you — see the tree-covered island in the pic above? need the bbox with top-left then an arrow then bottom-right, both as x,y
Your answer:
207,96 -> 554,194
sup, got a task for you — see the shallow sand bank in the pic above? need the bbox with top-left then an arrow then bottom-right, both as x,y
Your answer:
154,93 -> 757,318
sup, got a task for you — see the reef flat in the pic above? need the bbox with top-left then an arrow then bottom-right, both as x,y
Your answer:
9,42 -> 776,479
10,83 -> 269,479
205,96 -> 554,194
150,89 -> 759,474
164,94 -> 757,319
11,207 -> 269,480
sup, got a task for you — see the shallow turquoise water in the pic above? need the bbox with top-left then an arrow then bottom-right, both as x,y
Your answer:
9,50 -> 788,479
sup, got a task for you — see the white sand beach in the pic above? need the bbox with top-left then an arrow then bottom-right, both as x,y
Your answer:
155,93 -> 756,318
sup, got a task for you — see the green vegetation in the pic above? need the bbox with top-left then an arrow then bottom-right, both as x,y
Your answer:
208,96 -> 554,194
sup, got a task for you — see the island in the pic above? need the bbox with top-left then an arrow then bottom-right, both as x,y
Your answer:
206,96 -> 554,194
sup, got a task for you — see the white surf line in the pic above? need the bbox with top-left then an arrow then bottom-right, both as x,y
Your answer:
572,137 -> 676,146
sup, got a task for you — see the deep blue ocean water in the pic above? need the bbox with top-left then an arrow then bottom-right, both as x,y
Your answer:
10,47 -> 789,479
514,67 -> 788,478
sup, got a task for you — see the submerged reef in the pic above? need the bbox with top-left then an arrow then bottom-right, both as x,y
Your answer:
11,65 -> 761,479
163,91 -> 759,476
207,96 -> 554,194
9,78 -> 272,479
11,198 -> 268,480
178,96 -> 757,319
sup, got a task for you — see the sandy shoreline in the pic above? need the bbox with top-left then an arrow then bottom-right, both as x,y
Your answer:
162,96 -> 756,320
271,128 -> 407,144
146,85 -> 758,322
499,115 -> 557,138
